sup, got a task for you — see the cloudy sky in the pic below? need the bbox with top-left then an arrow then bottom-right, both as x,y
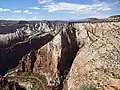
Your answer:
0,0 -> 120,20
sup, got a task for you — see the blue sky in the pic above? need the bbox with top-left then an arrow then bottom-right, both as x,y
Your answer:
0,0 -> 120,20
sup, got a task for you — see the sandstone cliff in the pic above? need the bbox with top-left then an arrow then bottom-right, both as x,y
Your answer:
68,22 -> 120,90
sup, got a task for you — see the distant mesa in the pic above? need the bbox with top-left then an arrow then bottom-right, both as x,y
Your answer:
87,18 -> 99,21
17,20 -> 28,24
108,15 -> 120,21
69,18 -> 107,23
87,18 -> 100,22
69,15 -> 120,23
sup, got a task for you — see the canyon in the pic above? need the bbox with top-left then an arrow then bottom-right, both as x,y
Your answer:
0,17 -> 120,90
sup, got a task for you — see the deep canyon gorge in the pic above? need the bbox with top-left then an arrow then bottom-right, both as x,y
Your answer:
0,17 -> 120,90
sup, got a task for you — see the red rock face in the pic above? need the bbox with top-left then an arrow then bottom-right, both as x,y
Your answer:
20,50 -> 36,72
33,47 -> 53,73
32,33 -> 62,76
20,45 -> 58,74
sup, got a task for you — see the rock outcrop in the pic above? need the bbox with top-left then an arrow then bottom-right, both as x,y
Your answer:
20,50 -> 36,72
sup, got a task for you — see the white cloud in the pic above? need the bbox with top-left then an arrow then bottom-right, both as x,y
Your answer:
114,1 -> 120,4
44,2 -> 112,13
13,10 -> 22,13
0,8 -> 34,15
97,7 -> 111,11
0,8 -> 10,12
23,10 -> 33,14
0,18 -> 26,20
68,11 -> 76,14
38,0 -> 52,4
101,8 -> 111,11
29,7 -> 40,10
33,17 -> 37,19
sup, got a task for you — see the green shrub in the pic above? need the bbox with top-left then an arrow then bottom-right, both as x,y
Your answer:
38,75 -> 47,85
79,84 -> 97,90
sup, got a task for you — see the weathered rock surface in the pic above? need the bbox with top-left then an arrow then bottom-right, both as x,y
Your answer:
68,22 -> 120,90
103,78 -> 120,90
20,50 -> 36,72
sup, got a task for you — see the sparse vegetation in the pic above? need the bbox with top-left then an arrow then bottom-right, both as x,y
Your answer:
8,77 -> 43,90
37,75 -> 47,85
79,84 -> 97,90
6,71 -> 46,90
